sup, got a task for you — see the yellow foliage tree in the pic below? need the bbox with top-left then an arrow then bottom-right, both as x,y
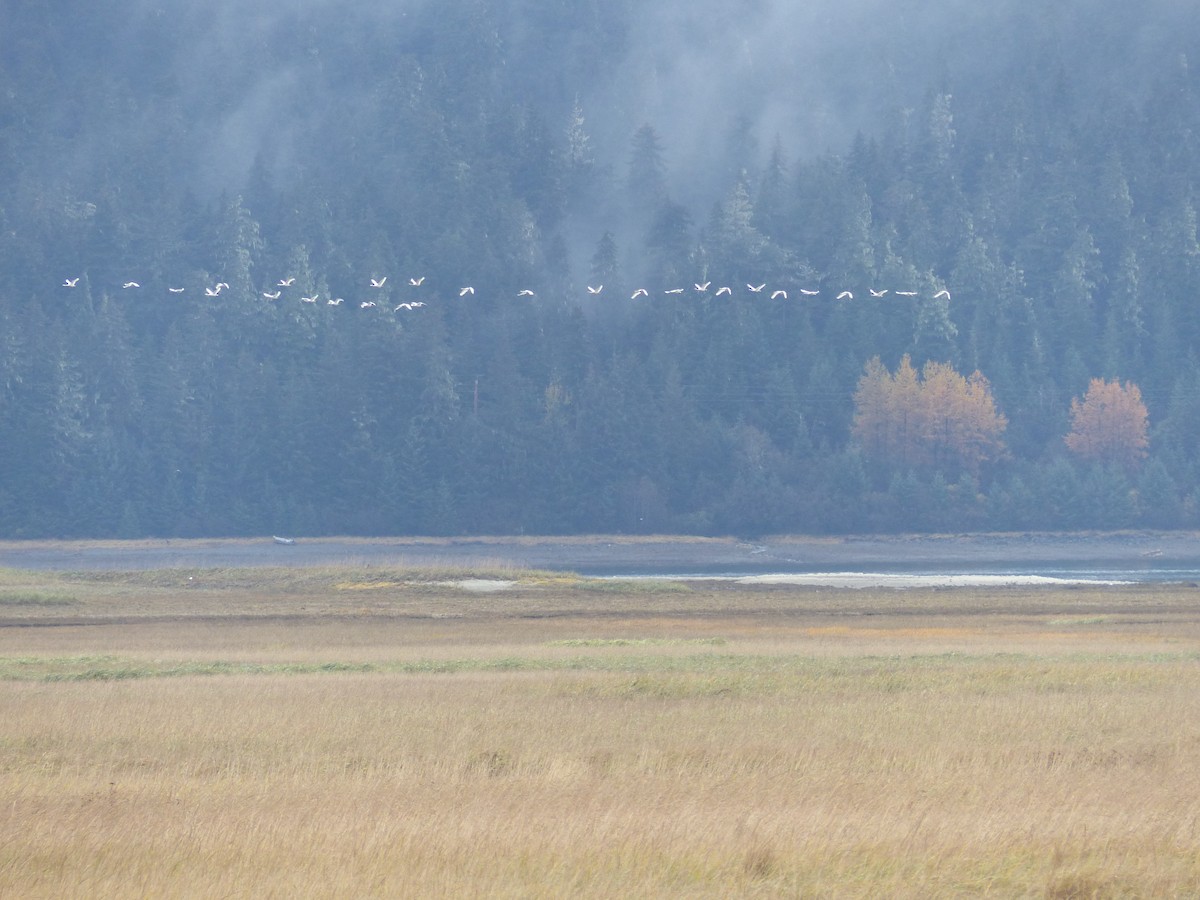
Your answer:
852,355 -> 1007,475
1064,378 -> 1149,470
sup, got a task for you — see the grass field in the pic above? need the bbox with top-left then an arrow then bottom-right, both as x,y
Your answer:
1,564 -> 1199,897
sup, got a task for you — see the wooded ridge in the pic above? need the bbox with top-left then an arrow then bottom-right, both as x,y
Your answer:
1,1 -> 1198,537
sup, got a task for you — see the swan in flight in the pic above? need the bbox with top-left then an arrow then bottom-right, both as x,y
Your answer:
869,289 -> 888,298
360,301 -> 377,309
370,277 -> 387,288
771,290 -> 787,300
694,282 -> 710,292
715,286 -> 732,296
800,289 -> 819,296
459,286 -> 475,296
263,291 -> 281,300
327,298 -> 344,305
664,288 -> 684,295
123,282 -> 140,289
300,295 -> 318,303
747,283 -> 766,292
934,290 -> 951,300
63,277 -> 79,287
518,289 -> 535,297
168,287 -> 185,294
895,291 -> 917,297
395,303 -> 414,311
836,291 -> 853,301
630,288 -> 648,299
205,287 -> 221,297
409,276 -> 425,286
278,277 -> 295,286
586,285 -> 603,294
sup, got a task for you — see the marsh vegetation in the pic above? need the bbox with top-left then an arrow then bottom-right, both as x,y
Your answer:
1,565 -> 1198,896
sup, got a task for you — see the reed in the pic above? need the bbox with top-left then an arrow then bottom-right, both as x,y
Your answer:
1,569 -> 1199,897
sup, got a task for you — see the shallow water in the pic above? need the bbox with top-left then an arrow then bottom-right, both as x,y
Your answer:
602,571 -> 1140,588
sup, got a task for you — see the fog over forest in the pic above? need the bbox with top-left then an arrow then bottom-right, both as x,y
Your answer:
3,1 -> 1200,537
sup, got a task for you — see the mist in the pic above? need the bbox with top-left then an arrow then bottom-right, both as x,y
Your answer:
15,0 -> 1196,214
7,0 -> 1200,287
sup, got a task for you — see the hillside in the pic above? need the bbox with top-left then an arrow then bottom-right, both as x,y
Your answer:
2,1 -> 1199,537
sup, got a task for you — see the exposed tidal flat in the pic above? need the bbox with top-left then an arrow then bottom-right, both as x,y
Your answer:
1,561 -> 1199,897
2,529 -> 1199,579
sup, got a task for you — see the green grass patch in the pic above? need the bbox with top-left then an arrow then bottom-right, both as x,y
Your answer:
0,655 -> 382,682
571,579 -> 692,594
0,590 -> 77,607
5,649 -> 1198,687
1047,615 -> 1114,626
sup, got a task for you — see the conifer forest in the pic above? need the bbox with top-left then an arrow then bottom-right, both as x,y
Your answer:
3,0 -> 1200,538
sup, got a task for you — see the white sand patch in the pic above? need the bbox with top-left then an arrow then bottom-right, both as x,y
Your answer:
444,579 -> 516,592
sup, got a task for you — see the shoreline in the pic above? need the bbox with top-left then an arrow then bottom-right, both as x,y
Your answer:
0,530 -> 1196,574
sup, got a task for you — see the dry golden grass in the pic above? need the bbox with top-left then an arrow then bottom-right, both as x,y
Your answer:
2,567 -> 1200,897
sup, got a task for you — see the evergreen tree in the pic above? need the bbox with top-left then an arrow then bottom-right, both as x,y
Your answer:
2,3 -> 1200,538
627,124 -> 669,214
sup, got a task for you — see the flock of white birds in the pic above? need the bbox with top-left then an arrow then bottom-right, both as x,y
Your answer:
60,275 -> 951,310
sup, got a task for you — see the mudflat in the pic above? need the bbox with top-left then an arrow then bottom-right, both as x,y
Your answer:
0,530 -> 1195,574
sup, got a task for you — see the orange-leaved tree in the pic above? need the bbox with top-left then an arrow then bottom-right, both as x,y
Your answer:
1064,378 -> 1149,470
852,355 -> 1007,475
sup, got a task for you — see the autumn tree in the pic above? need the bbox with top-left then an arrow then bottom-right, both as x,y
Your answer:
852,355 -> 1007,476
850,357 -> 895,461
1064,378 -> 1149,470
